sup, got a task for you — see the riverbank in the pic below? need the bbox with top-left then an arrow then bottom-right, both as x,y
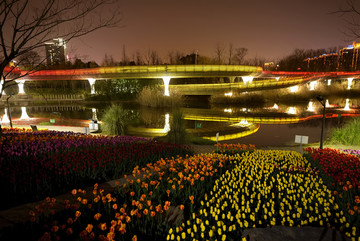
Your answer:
9,124 -> 359,153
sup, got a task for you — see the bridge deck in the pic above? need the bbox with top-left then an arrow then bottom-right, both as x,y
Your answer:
21,65 -> 263,81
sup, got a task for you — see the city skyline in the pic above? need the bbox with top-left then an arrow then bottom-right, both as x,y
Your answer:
68,0 -> 348,64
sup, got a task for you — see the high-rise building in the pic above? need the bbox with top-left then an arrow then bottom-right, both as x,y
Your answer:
303,53 -> 338,72
338,42 -> 360,71
45,38 -> 66,66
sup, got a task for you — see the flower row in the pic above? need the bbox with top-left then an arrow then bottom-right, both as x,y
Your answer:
168,150 -> 358,240
304,147 -> 360,234
342,149 -> 360,159
0,129 -> 192,209
26,153 -> 235,240
214,143 -> 255,155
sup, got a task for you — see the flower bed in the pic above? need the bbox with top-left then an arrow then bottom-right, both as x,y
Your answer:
214,143 -> 255,155
2,140 -> 359,240
342,149 -> 360,159
1,153 -> 237,240
0,128 -> 192,209
168,150 -> 358,240
304,147 -> 360,238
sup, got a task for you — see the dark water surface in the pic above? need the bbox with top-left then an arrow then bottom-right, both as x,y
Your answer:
2,97 -> 359,147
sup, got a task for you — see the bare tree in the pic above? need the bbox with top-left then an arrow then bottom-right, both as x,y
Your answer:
234,48 -> 248,64
101,54 -> 116,67
150,50 -> 161,65
144,48 -> 152,65
122,44 -> 128,65
0,0 -> 121,135
174,51 -> 184,64
246,56 -> 266,67
214,43 -> 225,64
135,50 -> 142,65
167,51 -> 175,64
228,43 -> 234,64
335,0 -> 360,40
17,51 -> 41,70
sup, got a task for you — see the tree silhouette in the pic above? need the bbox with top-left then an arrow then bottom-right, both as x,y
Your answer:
0,0 -> 122,135
234,48 -> 248,65
335,0 -> 360,40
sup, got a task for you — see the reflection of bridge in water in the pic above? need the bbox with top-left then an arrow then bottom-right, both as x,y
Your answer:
27,105 -> 86,112
2,102 -> 360,141
127,105 -> 360,141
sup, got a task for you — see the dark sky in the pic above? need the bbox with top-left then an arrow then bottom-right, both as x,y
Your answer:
69,0 -> 347,64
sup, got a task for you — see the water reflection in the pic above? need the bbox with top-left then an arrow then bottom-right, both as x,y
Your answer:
309,81 -> 317,91
307,101 -> 314,112
347,78 -> 353,90
163,113 -> 170,133
92,108 -> 98,121
1,97 -> 359,145
20,107 -> 30,120
289,86 -> 298,93
287,107 -> 296,115
239,119 -> 250,125
344,99 -> 350,111
1,108 -> 10,123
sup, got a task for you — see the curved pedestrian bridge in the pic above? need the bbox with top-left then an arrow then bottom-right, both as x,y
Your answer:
10,64 -> 357,96
22,65 -> 263,80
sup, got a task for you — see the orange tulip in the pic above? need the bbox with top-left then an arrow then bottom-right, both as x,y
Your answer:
94,213 -> 102,221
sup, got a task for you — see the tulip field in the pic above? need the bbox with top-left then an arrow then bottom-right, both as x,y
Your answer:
0,128 -> 192,210
0,129 -> 359,241
304,147 -> 360,239
168,150 -> 357,240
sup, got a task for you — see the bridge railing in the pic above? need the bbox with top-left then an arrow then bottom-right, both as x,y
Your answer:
166,76 -> 311,95
22,64 -> 263,81
95,65 -> 263,75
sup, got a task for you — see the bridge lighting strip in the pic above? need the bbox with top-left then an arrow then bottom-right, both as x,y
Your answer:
202,124 -> 260,141
184,115 -> 301,124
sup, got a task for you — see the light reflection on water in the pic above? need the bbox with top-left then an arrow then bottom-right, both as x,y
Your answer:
1,97 -> 359,147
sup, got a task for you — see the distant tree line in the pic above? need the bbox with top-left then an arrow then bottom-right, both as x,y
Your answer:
19,42 -> 355,72
20,44 -> 359,72
17,42 -> 272,70
99,43 -> 258,67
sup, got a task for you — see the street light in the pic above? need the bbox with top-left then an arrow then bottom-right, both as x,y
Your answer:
6,93 -> 14,128
316,95 -> 326,149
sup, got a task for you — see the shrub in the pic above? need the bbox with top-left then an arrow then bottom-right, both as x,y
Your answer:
89,79 -> 149,101
137,86 -> 183,107
327,117 -> 360,145
101,104 -> 131,136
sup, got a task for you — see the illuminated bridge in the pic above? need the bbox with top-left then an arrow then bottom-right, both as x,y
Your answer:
14,65 -> 261,96
3,65 -> 359,96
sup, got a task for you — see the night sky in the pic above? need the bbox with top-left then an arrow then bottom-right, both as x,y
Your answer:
69,0 -> 348,64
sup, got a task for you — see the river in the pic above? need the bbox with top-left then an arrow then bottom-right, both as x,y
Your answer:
1,96 -> 359,147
